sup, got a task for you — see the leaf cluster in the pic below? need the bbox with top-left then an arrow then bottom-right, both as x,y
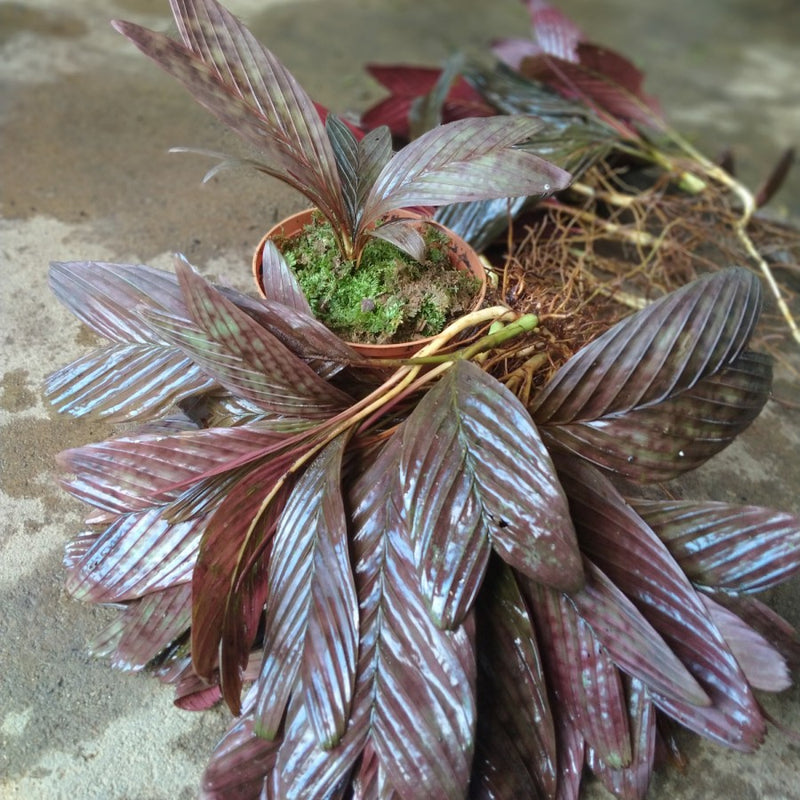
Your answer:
48,249 -> 800,799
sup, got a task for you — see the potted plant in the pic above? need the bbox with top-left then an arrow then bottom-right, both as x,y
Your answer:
111,0 -> 571,355
46,1 -> 800,799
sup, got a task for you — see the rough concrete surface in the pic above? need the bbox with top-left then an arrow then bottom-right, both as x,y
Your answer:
1,0 -> 798,798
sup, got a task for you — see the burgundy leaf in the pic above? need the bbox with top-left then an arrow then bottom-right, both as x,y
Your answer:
558,455 -> 766,751
367,218 -> 427,262
532,267 -> 763,425
715,595 -> 800,672
523,0 -> 583,61
48,260 -> 187,342
586,677 -> 656,800
46,343 -> 217,422
255,438 -> 477,798
362,65 -> 494,137
352,438 -> 476,799
471,560 -> 557,799
570,559 -> 709,707
361,116 -> 571,230
700,595 -> 791,692
145,257 -> 350,419
255,436 -> 358,748
90,583 -> 192,671
47,258 -> 216,420
633,498 -> 800,594
201,690 -> 280,800
268,687 -> 360,800
520,48 -> 663,132
57,425 -> 289,515
192,453 -> 297,695
113,0 -> 345,228
66,507 -> 206,603
543,350 -> 771,481
524,579 -> 633,770
554,702 -> 585,800
219,290 -> 364,382
400,360 -> 582,628
256,240 -> 313,315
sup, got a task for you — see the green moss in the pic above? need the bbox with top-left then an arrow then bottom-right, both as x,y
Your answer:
281,217 -> 480,344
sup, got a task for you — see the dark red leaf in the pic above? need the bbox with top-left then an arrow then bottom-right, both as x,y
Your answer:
255,436 -> 358,749
66,507 -> 206,603
570,559 -> 709,707
113,0 -> 345,227
90,583 -> 192,671
352,438 -> 476,799
700,595 -> 791,692
201,694 -> 280,800
400,360 -> 582,627
57,425 -> 290,515
586,677 -> 656,800
633,498 -> 800,594
557,455 -> 766,752
192,454 -> 297,692
524,579 -> 632,770
715,595 -> 800,672
532,268 -> 763,425
471,560 -> 557,799
542,350 -> 771,482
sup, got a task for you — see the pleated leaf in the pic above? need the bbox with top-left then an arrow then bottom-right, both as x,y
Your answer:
327,115 -> 393,231
254,241 -> 313,315
700,595 -> 791,692
46,342 -> 216,422
470,559 -> 557,800
217,289 -> 363,382
715,595 -> 800,672
524,579 -> 633,770
361,116 -> 571,229
192,453 -> 299,694
570,559 -> 709,707
532,267 -> 762,425
113,0 -> 345,228
144,257 -> 349,419
633,499 -> 800,594
252,438 -> 476,798
558,455 -> 766,751
543,350 -> 771,481
49,260 -> 187,342
47,261 -> 216,420
201,691 -> 281,800
353,441 -> 475,799
66,507 -> 207,602
586,677 -> 656,800
57,425 -> 289,515
399,359 -> 582,629
89,583 -> 192,671
255,436 -> 358,749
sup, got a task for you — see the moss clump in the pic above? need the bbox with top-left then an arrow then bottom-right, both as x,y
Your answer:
281,217 -> 480,344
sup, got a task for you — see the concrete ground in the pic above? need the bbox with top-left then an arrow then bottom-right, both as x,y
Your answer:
1,0 -> 799,798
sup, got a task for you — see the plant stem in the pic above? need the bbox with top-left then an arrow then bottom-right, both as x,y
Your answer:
240,305 -> 521,543
661,132 -> 800,346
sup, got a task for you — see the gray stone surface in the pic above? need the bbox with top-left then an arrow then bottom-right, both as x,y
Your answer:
1,1 -> 798,798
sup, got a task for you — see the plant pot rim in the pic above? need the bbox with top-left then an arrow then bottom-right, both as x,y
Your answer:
252,208 -> 487,359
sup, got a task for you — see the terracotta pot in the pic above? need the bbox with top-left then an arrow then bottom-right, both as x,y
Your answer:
252,209 -> 487,359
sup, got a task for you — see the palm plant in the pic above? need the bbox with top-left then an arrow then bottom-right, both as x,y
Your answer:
111,0 -> 568,268
46,1 -> 800,799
